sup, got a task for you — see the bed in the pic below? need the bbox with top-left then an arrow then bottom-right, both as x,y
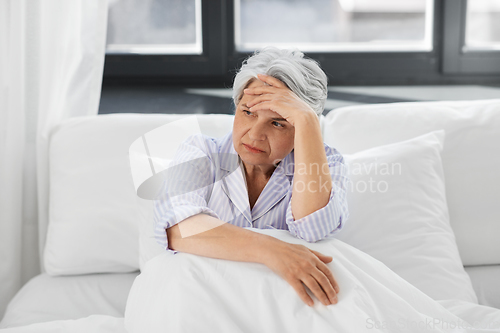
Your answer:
1,99 -> 500,332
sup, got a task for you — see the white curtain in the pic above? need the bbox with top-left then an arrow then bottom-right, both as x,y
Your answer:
0,0 -> 108,319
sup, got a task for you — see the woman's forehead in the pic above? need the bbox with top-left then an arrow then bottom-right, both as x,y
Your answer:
238,81 -> 285,119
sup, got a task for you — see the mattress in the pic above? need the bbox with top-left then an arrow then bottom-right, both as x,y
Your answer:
0,272 -> 139,329
1,265 -> 498,329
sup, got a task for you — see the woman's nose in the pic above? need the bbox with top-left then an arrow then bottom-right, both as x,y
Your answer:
248,122 -> 266,141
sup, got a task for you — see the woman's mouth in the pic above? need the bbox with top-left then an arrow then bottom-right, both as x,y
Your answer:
243,143 -> 264,153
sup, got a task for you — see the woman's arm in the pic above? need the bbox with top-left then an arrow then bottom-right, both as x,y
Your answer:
167,214 -> 339,307
167,214 -> 271,263
290,113 -> 332,220
244,74 -> 333,220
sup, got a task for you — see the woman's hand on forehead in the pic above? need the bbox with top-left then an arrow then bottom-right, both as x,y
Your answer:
243,74 -> 317,128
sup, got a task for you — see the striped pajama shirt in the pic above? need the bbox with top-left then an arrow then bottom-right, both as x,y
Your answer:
153,131 -> 350,254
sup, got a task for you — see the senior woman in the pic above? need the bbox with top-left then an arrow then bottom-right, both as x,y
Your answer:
153,47 -> 350,308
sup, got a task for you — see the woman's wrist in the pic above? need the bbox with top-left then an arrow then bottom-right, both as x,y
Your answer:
252,233 -> 285,266
293,112 -> 321,135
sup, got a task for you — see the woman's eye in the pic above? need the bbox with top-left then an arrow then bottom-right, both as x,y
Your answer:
272,121 -> 284,128
243,110 -> 253,116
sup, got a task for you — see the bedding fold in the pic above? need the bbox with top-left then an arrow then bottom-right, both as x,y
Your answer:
4,229 -> 499,332
0,315 -> 126,333
124,229 -> 500,333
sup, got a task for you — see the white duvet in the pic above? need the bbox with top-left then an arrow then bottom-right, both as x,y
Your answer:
3,229 -> 500,333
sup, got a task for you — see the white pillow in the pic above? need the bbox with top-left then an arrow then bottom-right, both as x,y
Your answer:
334,130 -> 477,303
45,113 -> 235,275
324,99 -> 500,266
138,198 -> 164,271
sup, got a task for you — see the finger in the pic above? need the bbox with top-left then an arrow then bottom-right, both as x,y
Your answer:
311,268 -> 338,304
316,260 -> 340,294
247,101 -> 277,113
310,249 -> 333,263
288,279 -> 314,307
245,95 -> 274,108
244,85 -> 279,96
257,73 -> 285,88
302,275 -> 331,306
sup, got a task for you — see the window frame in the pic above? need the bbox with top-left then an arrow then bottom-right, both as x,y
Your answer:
103,0 -> 227,82
102,0 -> 500,86
442,0 -> 500,74
226,0 -> 442,85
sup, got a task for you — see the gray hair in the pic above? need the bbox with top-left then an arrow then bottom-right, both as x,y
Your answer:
232,47 -> 328,117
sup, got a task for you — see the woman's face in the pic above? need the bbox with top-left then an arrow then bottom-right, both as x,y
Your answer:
232,79 -> 295,173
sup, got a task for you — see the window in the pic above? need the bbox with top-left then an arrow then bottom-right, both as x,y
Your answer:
465,0 -> 500,50
103,0 -> 500,85
106,0 -> 202,55
103,0 -> 226,80
235,0 -> 433,52
443,0 -> 500,74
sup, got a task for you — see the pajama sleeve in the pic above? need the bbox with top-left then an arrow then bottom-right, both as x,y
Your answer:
153,134 -> 220,254
285,144 -> 350,242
